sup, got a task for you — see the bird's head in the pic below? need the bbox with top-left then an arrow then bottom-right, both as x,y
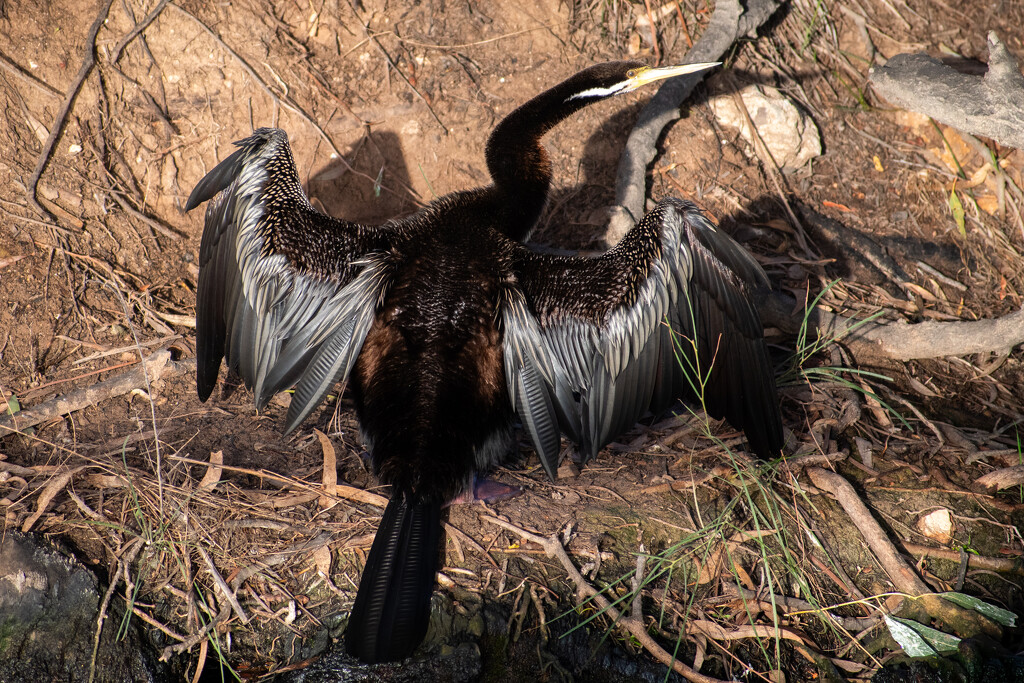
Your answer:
565,60 -> 720,102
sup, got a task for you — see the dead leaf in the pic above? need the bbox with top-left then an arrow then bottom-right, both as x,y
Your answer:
198,450 -> 223,490
315,429 -> 337,509
975,466 -> 1024,491
822,200 -> 854,213
22,110 -> 48,144
22,466 -> 85,532
84,474 -> 129,488
313,545 -> 333,576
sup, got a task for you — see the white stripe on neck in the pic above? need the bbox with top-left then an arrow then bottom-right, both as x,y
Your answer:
566,82 -> 629,101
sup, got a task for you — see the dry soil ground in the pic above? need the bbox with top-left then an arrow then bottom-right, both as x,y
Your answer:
1,0 -> 1023,681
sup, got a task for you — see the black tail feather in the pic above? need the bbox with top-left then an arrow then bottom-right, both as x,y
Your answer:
345,494 -> 441,663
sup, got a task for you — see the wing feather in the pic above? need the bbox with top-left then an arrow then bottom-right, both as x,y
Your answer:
502,197 -> 783,473
187,128 -> 390,431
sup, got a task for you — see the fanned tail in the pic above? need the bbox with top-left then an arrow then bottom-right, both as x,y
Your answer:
345,493 -> 441,663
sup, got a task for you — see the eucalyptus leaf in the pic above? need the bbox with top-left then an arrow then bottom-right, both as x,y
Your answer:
940,592 -> 1018,627
883,615 -> 963,656
884,615 -> 936,656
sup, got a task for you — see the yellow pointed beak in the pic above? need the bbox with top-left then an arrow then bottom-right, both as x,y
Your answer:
627,62 -> 720,91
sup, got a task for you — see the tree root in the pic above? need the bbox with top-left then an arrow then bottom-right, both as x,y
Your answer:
807,468 -> 930,595
26,0 -> 115,224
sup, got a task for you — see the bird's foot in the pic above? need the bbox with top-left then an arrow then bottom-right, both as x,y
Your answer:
447,476 -> 522,506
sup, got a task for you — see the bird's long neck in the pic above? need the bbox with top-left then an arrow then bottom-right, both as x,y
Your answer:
485,74 -> 596,241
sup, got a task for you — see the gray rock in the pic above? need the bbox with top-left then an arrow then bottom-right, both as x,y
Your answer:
0,531 -> 163,682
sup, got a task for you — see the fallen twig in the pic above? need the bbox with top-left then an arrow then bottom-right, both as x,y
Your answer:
197,545 -> 250,624
686,619 -> 806,643
806,468 -> 1004,638
0,350 -> 193,434
807,468 -> 929,595
484,515 -> 726,683
88,540 -> 142,683
167,453 -> 388,508
159,605 -> 227,661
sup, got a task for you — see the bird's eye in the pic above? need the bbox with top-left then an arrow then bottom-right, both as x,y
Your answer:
626,69 -> 637,79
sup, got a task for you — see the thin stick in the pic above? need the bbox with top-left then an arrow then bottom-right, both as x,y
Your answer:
383,25 -> 555,50
27,0 -> 115,221
197,545 -> 250,624
132,606 -> 187,641
159,610 -> 224,660
484,515 -> 726,683
167,454 -> 389,508
0,50 -> 63,98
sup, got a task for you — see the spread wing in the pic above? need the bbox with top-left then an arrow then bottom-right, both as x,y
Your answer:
186,128 -> 392,433
502,197 -> 782,480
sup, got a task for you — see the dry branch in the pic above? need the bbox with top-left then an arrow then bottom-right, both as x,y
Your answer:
974,465 -> 1024,492
0,350 -> 193,434
788,262 -> 1024,364
807,467 -> 930,596
759,291 -> 1024,361
903,543 -> 1022,575
605,0 -> 780,245
870,32 -> 1024,151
